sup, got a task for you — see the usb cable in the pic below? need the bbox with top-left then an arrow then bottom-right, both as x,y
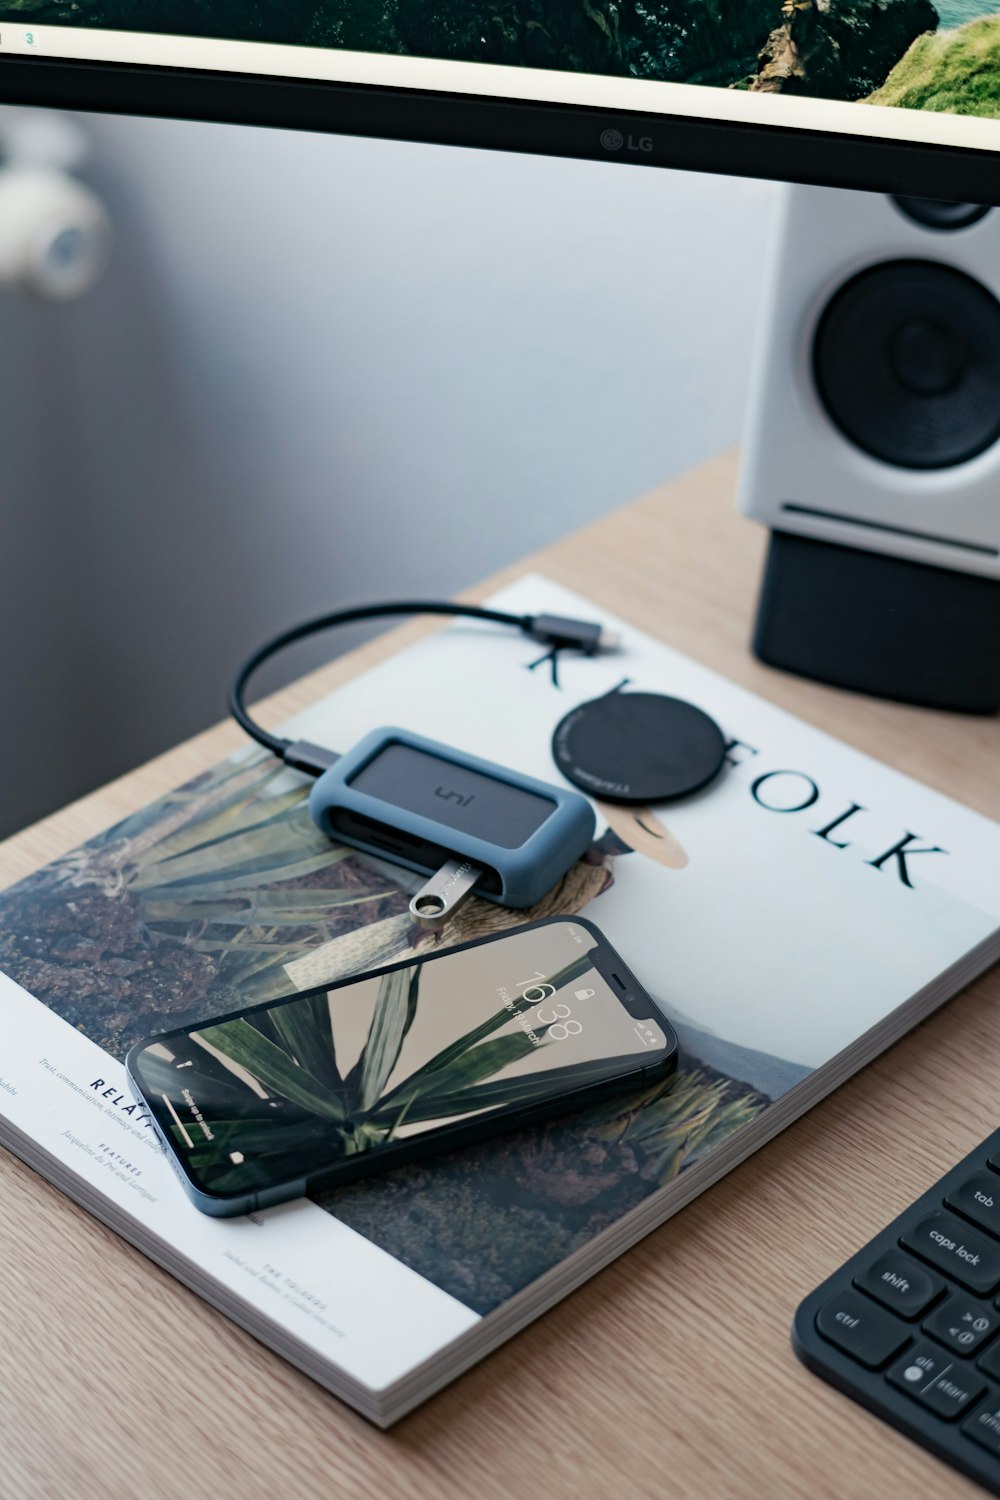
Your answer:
228,600 -> 620,779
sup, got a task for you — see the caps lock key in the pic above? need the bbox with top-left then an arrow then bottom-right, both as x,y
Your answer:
901,1211 -> 1000,1295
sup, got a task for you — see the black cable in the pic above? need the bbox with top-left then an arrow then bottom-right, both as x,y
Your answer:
229,600 -> 620,775
232,599 -> 610,775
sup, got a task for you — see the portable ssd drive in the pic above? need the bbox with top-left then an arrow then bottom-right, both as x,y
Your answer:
308,726 -> 596,909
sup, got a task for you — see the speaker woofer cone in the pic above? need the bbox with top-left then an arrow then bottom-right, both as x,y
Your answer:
813,259 -> 1000,470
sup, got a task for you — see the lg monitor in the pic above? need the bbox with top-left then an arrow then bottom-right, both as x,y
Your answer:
2,0 -> 999,713
0,0 -> 998,203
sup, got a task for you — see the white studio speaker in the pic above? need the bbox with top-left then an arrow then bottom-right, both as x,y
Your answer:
738,185 -> 1000,714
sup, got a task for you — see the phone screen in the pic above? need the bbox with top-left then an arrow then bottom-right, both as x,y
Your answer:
128,919 -> 673,1204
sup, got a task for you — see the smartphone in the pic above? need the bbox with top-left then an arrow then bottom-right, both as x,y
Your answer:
126,916 -> 678,1217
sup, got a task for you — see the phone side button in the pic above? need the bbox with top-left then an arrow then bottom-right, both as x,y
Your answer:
256,1179 -> 306,1209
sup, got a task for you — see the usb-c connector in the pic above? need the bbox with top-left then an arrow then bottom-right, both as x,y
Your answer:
231,600 -> 622,781
282,740 -> 341,776
528,613 -> 622,656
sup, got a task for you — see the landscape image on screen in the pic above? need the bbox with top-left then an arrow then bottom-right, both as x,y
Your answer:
4,0 -> 1000,118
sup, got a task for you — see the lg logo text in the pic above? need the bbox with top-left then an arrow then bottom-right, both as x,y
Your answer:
599,128 -> 653,154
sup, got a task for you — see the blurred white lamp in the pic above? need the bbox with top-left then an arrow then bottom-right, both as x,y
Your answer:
0,107 -> 110,299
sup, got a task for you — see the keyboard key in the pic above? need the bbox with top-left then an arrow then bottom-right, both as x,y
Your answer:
923,1370 -> 985,1421
977,1339 -> 1000,1381
855,1252 -> 944,1319
888,1341 -> 951,1393
901,1212 -> 1000,1295
887,1342 -> 985,1420
963,1394 -> 1000,1457
946,1174 -> 1000,1240
815,1291 -> 909,1368
924,1295 -> 1000,1356
796,1127 -> 1000,1487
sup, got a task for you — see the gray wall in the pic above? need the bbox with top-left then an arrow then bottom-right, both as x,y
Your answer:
2,112 -> 777,837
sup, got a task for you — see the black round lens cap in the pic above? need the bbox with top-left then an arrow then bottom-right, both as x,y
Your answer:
552,688 -> 726,804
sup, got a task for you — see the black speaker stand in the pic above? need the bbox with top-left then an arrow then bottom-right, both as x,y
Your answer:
753,530 -> 1000,715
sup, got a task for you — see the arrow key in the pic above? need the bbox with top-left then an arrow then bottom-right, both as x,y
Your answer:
924,1296 -> 1000,1356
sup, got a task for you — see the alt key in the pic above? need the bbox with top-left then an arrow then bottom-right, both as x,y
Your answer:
888,1342 -> 984,1420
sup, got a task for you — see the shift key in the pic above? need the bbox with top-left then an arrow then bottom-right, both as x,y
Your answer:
901,1211 -> 1000,1294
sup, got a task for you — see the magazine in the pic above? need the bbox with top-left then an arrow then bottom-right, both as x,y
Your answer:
1,574 -> 998,1425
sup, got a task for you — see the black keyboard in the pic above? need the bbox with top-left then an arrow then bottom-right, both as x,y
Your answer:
794,1126 -> 1000,1493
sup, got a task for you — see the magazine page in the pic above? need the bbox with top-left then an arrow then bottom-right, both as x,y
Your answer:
0,574 -> 998,1409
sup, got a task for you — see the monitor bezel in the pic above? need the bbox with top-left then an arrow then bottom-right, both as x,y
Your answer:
0,53 -> 997,206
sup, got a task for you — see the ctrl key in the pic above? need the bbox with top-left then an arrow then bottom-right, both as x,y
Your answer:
815,1291 -> 910,1369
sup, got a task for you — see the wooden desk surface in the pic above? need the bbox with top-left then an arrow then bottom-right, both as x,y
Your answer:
2,451 -> 999,1500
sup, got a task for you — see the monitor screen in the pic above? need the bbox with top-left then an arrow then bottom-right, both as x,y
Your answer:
0,0 -> 997,201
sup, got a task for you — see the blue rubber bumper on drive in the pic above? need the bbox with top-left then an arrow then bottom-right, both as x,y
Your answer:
308,726 -> 595,909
